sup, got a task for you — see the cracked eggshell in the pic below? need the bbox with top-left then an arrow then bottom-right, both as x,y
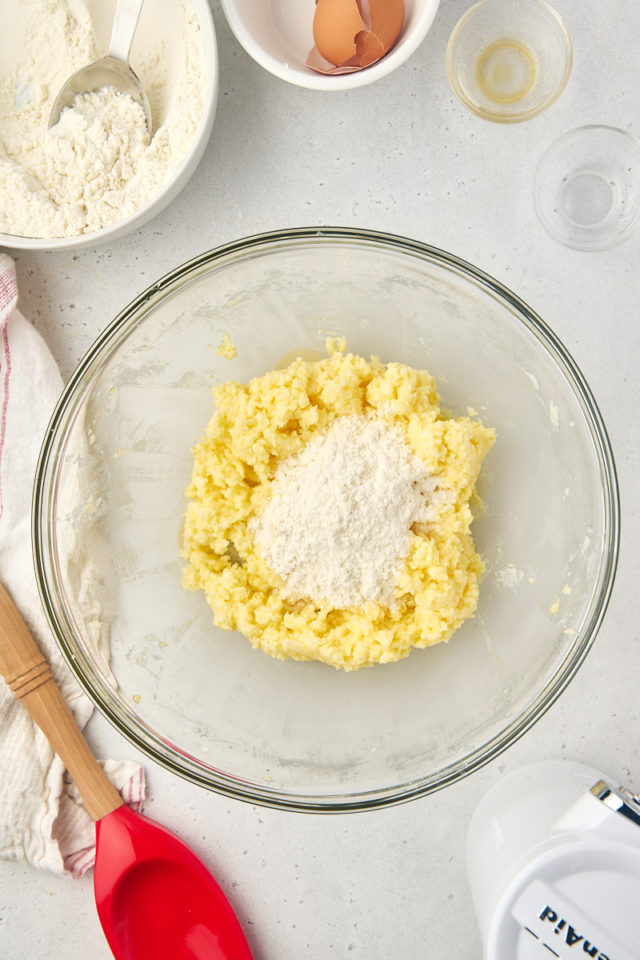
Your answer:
312,0 -> 405,70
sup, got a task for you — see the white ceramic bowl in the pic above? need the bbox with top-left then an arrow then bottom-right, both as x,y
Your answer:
0,0 -> 218,251
220,0 -> 441,90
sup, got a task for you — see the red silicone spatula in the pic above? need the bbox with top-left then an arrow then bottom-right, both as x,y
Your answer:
0,581 -> 254,960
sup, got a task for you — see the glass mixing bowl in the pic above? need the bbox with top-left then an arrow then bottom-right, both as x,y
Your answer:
33,228 -> 619,812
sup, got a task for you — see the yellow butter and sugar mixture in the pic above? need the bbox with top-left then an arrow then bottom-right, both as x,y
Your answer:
181,340 -> 495,670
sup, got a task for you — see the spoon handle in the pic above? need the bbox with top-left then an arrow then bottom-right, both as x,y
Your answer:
108,0 -> 145,64
0,581 -> 123,822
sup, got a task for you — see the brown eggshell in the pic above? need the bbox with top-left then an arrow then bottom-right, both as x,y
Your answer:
354,29 -> 386,67
366,0 -> 405,56
313,0 -> 366,67
310,0 -> 405,72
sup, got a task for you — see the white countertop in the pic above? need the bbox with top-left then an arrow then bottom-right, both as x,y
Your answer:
2,1 -> 640,957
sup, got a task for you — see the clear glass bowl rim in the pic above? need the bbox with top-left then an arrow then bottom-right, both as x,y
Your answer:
32,226 -> 620,813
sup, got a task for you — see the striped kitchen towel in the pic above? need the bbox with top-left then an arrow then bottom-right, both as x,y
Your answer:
0,253 -> 145,878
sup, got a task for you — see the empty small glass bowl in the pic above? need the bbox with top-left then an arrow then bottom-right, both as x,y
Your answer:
446,0 -> 573,123
533,125 -> 640,251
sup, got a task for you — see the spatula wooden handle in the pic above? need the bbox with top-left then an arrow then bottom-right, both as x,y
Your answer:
0,581 -> 123,822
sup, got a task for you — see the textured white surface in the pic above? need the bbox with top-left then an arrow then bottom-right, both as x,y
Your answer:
1,0 -> 639,957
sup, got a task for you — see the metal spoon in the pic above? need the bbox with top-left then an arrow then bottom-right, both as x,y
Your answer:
48,0 -> 151,132
0,580 -> 254,960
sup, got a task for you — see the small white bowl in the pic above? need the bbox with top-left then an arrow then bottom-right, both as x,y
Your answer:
220,0 -> 441,91
0,0 -> 218,251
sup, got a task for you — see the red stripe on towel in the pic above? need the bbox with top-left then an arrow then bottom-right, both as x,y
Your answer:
0,323 -> 12,520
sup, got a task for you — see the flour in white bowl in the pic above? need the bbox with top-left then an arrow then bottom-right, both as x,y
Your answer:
0,0 -> 206,239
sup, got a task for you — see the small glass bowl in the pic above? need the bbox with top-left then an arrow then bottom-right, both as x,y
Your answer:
446,0 -> 573,123
533,125 -> 640,251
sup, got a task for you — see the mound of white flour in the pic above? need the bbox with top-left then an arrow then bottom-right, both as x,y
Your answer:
251,416 -> 451,609
0,0 -> 206,239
